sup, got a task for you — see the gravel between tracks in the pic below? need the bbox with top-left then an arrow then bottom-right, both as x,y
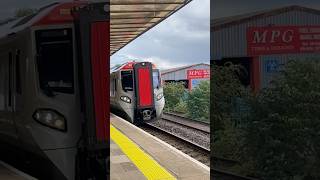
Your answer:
140,124 -> 210,167
149,119 -> 210,150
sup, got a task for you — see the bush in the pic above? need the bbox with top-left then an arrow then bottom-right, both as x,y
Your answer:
211,63 -> 249,132
213,118 -> 244,160
174,100 -> 188,113
241,60 -> 320,179
163,82 -> 186,112
186,80 -> 210,122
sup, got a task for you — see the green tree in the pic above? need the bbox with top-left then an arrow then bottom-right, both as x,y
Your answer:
211,63 -> 249,132
163,82 -> 186,112
15,8 -> 37,18
210,63 -> 250,167
174,99 -> 187,114
186,80 -> 210,122
241,60 -> 320,179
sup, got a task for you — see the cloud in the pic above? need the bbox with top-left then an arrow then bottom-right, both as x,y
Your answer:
111,0 -> 210,68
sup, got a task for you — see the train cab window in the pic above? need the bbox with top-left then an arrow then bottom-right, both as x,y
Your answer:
35,29 -> 74,95
121,71 -> 133,91
153,70 -> 161,89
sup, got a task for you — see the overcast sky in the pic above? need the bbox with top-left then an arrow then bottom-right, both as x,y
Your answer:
110,0 -> 210,70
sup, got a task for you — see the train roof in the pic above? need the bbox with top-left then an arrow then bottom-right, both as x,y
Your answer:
0,1 -> 90,39
111,61 -> 158,73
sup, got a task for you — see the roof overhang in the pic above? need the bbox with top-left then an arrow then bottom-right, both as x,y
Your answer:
110,0 -> 192,55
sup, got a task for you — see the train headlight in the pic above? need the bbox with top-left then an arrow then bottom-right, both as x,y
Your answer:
33,109 -> 67,132
120,96 -> 131,103
156,93 -> 164,101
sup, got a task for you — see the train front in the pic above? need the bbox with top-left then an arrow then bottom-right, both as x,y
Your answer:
116,62 -> 165,124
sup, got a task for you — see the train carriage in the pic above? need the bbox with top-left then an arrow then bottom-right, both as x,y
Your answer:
110,61 -> 165,124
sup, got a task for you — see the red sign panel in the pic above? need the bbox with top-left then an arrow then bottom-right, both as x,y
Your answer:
247,26 -> 320,56
187,69 -> 210,79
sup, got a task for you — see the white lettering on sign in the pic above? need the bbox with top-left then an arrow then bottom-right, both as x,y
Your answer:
252,30 -> 294,43
253,31 -> 267,43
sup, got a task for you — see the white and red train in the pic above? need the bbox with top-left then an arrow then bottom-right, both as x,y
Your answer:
110,62 -> 165,124
0,1 -> 109,179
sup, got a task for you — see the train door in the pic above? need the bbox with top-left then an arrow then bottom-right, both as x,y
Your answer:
0,51 -> 18,141
73,2 -> 109,179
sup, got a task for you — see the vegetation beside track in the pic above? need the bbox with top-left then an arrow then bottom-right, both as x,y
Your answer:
163,81 -> 210,123
212,60 -> 320,180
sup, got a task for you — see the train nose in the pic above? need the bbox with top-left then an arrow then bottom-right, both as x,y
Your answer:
142,110 -> 152,121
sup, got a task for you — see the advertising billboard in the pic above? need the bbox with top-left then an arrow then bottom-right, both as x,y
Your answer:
247,26 -> 320,56
187,69 -> 210,90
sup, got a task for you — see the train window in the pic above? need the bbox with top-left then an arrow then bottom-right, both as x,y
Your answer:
121,71 -> 133,91
0,56 -> 6,110
35,29 -> 74,94
8,52 -> 12,106
15,50 -> 21,94
110,78 -> 117,97
153,70 -> 160,88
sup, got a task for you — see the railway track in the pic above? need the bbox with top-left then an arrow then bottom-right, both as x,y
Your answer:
162,112 -> 210,133
142,123 -> 210,166
212,156 -> 261,180
212,168 -> 260,180
146,122 -> 209,151
148,112 -> 210,150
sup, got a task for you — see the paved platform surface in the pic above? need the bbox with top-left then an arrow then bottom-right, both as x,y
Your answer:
110,114 -> 210,180
110,140 -> 146,180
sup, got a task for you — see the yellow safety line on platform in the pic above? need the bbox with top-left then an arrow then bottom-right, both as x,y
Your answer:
110,125 -> 176,180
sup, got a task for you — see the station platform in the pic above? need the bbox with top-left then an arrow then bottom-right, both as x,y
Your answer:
0,161 -> 36,180
110,114 -> 210,180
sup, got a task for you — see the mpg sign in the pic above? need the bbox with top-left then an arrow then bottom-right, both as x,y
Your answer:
247,26 -> 320,56
187,69 -> 210,79
187,69 -> 210,90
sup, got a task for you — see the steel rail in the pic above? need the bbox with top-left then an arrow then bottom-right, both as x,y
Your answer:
162,112 -> 210,133
145,122 -> 210,152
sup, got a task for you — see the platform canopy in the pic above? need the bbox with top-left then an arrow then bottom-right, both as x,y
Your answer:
110,0 -> 192,55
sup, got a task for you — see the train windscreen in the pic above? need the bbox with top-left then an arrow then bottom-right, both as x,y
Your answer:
121,71 -> 133,91
35,28 -> 74,94
153,70 -> 161,89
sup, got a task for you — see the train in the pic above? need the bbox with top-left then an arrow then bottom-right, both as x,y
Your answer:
0,1 -> 109,180
110,61 -> 165,124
